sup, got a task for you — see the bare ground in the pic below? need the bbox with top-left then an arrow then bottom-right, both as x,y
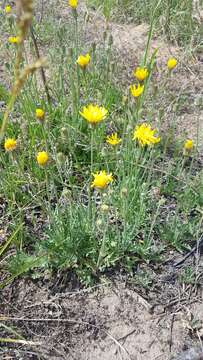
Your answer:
1,250 -> 203,359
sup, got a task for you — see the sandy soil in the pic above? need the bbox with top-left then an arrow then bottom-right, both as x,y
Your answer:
1,270 -> 203,359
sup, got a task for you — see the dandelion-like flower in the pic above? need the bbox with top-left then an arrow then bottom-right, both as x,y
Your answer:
36,108 -> 45,121
77,53 -> 91,69
8,36 -> 21,44
80,104 -> 108,124
133,123 -> 160,146
184,139 -> 193,151
106,133 -> 122,146
4,138 -> 17,152
69,0 -> 78,8
130,83 -> 144,97
133,67 -> 148,82
36,151 -> 49,166
5,5 -> 11,13
91,170 -> 113,189
167,58 -> 177,70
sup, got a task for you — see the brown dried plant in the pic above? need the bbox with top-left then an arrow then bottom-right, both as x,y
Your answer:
0,0 -> 46,140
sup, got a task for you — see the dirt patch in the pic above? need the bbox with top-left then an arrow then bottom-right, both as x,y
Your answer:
60,2 -> 179,69
1,258 -> 203,360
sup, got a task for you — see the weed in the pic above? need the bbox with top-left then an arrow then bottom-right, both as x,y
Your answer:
0,0 -> 202,285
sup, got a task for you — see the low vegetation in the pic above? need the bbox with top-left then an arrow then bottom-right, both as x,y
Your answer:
0,0 -> 203,286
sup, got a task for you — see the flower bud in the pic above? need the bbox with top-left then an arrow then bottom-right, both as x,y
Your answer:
100,204 -> 109,212
120,187 -> 128,196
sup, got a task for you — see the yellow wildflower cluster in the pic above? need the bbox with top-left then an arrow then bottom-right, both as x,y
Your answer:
133,67 -> 149,82
106,133 -> 122,146
36,108 -> 45,121
8,36 -> 21,44
4,138 -> 17,152
77,54 -> 91,69
184,139 -> 193,151
167,58 -> 177,70
91,171 -> 113,189
130,83 -> 144,98
133,123 -> 160,146
129,67 -> 147,100
69,0 -> 78,9
80,104 -> 108,124
5,5 -> 11,13
36,151 -> 49,166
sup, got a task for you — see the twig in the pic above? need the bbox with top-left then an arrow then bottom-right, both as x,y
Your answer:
117,328 -> 137,343
169,313 -> 175,352
30,26 -> 52,105
174,234 -> 203,268
0,338 -> 41,346
24,282 -> 109,308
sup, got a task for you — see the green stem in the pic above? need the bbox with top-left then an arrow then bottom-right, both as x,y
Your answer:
143,0 -> 163,66
97,215 -> 108,269
0,94 -> 16,141
88,128 -> 94,222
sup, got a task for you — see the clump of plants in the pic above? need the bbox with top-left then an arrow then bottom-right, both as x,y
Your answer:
0,0 -> 202,286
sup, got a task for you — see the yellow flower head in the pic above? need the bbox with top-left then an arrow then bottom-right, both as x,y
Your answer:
8,36 -> 21,44
133,123 -> 160,146
133,67 -> 149,82
106,133 -> 122,146
167,58 -> 177,70
130,83 -> 144,98
4,138 -> 17,152
184,139 -> 193,151
77,53 -> 91,69
35,108 -> 45,120
5,5 -> 11,13
36,151 -> 49,166
80,104 -> 108,124
69,0 -> 78,8
91,170 -> 113,189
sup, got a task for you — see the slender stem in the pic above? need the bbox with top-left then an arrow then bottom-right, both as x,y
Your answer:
90,128 -> 94,174
30,26 -> 51,105
0,94 -> 17,141
143,0 -> 163,66
97,214 -> 108,269
88,128 -> 94,222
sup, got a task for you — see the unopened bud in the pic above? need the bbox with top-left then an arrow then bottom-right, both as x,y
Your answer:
100,204 -> 109,212
57,152 -> 65,163
60,127 -> 68,141
121,187 -> 128,196
96,219 -> 102,227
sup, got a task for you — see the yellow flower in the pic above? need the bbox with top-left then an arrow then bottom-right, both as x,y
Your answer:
69,0 -> 78,8
36,151 -> 49,166
77,53 -> 91,69
5,5 -> 11,13
80,104 -> 108,124
106,133 -> 122,146
91,170 -> 113,189
8,36 -> 21,44
133,123 -> 160,146
184,139 -> 193,151
4,138 -> 17,152
133,67 -> 148,82
167,58 -> 177,70
130,83 -> 144,97
35,108 -> 45,120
